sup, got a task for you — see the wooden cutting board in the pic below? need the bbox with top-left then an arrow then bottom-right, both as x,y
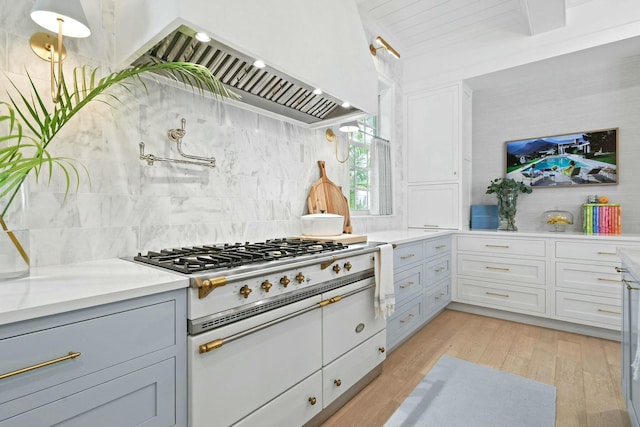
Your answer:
307,160 -> 352,233
296,234 -> 367,244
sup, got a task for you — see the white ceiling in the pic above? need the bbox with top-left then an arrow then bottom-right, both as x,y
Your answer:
356,0 -> 579,59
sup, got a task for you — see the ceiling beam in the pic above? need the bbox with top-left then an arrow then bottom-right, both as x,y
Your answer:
521,0 -> 566,35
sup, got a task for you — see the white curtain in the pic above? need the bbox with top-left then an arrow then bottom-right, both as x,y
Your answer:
374,137 -> 393,215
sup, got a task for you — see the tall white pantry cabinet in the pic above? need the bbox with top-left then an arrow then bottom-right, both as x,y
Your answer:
405,82 -> 472,230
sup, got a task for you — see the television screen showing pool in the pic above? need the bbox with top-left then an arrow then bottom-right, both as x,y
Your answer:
504,128 -> 618,187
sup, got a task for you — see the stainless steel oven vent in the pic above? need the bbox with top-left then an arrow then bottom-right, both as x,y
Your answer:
134,26 -> 359,125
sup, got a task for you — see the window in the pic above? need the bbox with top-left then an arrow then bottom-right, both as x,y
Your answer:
348,117 -> 376,211
347,81 -> 393,215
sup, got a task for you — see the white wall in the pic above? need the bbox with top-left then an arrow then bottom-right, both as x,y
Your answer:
0,0 -> 402,266
470,55 -> 640,233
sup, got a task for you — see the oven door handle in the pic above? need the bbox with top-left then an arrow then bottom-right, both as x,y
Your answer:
199,303 -> 321,354
319,282 -> 375,307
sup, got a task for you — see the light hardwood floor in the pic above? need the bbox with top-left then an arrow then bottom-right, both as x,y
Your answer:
322,309 -> 630,427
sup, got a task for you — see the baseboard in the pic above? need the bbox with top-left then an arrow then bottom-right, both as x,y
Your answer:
447,302 -> 621,342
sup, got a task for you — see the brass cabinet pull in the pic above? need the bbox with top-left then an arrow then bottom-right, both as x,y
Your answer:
486,291 -> 509,298
616,267 -> 626,273
597,277 -> 621,283
434,293 -> 445,300
400,281 -> 416,289
400,253 -> 416,260
399,314 -> 415,323
597,251 -> 617,255
334,379 -> 342,387
486,266 -> 509,271
485,244 -> 509,248
308,397 -> 317,406
379,346 -> 386,353
623,279 -> 640,291
597,308 -> 621,315
0,351 -> 81,381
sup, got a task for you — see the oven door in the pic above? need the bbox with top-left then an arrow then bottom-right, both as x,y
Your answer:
322,277 -> 386,363
188,296 -> 322,427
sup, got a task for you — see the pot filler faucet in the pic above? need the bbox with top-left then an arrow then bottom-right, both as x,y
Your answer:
139,117 -> 216,168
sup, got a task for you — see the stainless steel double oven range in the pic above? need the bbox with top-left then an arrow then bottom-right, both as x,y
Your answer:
134,238 -> 386,427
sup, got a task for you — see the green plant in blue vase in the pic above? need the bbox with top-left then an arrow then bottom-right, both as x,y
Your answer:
486,177 -> 532,231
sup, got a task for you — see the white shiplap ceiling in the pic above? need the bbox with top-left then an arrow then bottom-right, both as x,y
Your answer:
356,0 -> 583,59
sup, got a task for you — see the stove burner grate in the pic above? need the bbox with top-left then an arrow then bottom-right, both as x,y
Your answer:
134,238 -> 347,274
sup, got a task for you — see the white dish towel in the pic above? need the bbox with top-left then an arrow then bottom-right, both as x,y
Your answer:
375,243 -> 395,319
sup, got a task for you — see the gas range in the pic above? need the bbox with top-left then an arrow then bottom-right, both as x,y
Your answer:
133,238 -> 380,333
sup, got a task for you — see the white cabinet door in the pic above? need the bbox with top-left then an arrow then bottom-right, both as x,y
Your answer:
407,184 -> 458,229
407,85 -> 459,183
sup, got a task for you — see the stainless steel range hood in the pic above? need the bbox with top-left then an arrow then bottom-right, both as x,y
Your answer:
115,0 -> 378,127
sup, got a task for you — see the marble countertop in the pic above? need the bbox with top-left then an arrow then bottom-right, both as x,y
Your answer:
367,229 -> 455,245
0,259 -> 188,327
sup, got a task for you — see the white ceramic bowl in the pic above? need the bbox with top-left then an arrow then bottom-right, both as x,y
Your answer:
301,213 -> 344,236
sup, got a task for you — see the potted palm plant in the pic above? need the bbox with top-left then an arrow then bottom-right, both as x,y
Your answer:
0,61 -> 238,279
486,177 -> 532,231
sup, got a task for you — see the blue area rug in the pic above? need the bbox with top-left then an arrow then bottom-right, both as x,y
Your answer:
384,355 -> 556,427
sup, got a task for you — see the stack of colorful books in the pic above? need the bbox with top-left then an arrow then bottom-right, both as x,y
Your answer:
583,203 -> 622,234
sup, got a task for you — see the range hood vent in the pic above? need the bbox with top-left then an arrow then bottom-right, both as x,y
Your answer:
134,26 -> 358,125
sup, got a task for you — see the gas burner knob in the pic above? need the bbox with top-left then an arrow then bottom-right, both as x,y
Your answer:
332,264 -> 341,273
295,273 -> 305,283
280,276 -> 291,287
261,280 -> 272,292
344,262 -> 352,271
239,285 -> 252,299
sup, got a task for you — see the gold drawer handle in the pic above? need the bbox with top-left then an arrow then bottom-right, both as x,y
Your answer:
486,266 -> 509,271
597,277 -> 621,283
400,253 -> 416,260
486,291 -> 509,298
400,281 -> 416,289
199,339 -> 224,354
597,251 -> 617,255
485,244 -> 509,248
0,351 -> 81,381
400,314 -> 415,323
597,308 -> 621,315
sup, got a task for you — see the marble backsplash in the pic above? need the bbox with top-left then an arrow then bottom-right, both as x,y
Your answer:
0,0 -> 404,266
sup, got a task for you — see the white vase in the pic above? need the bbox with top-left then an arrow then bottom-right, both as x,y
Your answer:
0,180 -> 29,280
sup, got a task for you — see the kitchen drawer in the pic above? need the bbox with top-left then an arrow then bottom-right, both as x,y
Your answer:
457,254 -> 545,285
425,237 -> 451,258
1,358 -> 176,427
387,299 -> 423,349
556,262 -> 622,295
394,241 -> 424,270
456,278 -> 546,314
425,256 -> 450,284
555,291 -> 621,329
456,235 -> 545,257
394,265 -> 423,304
0,300 -> 176,404
322,330 -> 386,407
425,280 -> 450,314
233,371 -> 323,427
555,241 -> 638,262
